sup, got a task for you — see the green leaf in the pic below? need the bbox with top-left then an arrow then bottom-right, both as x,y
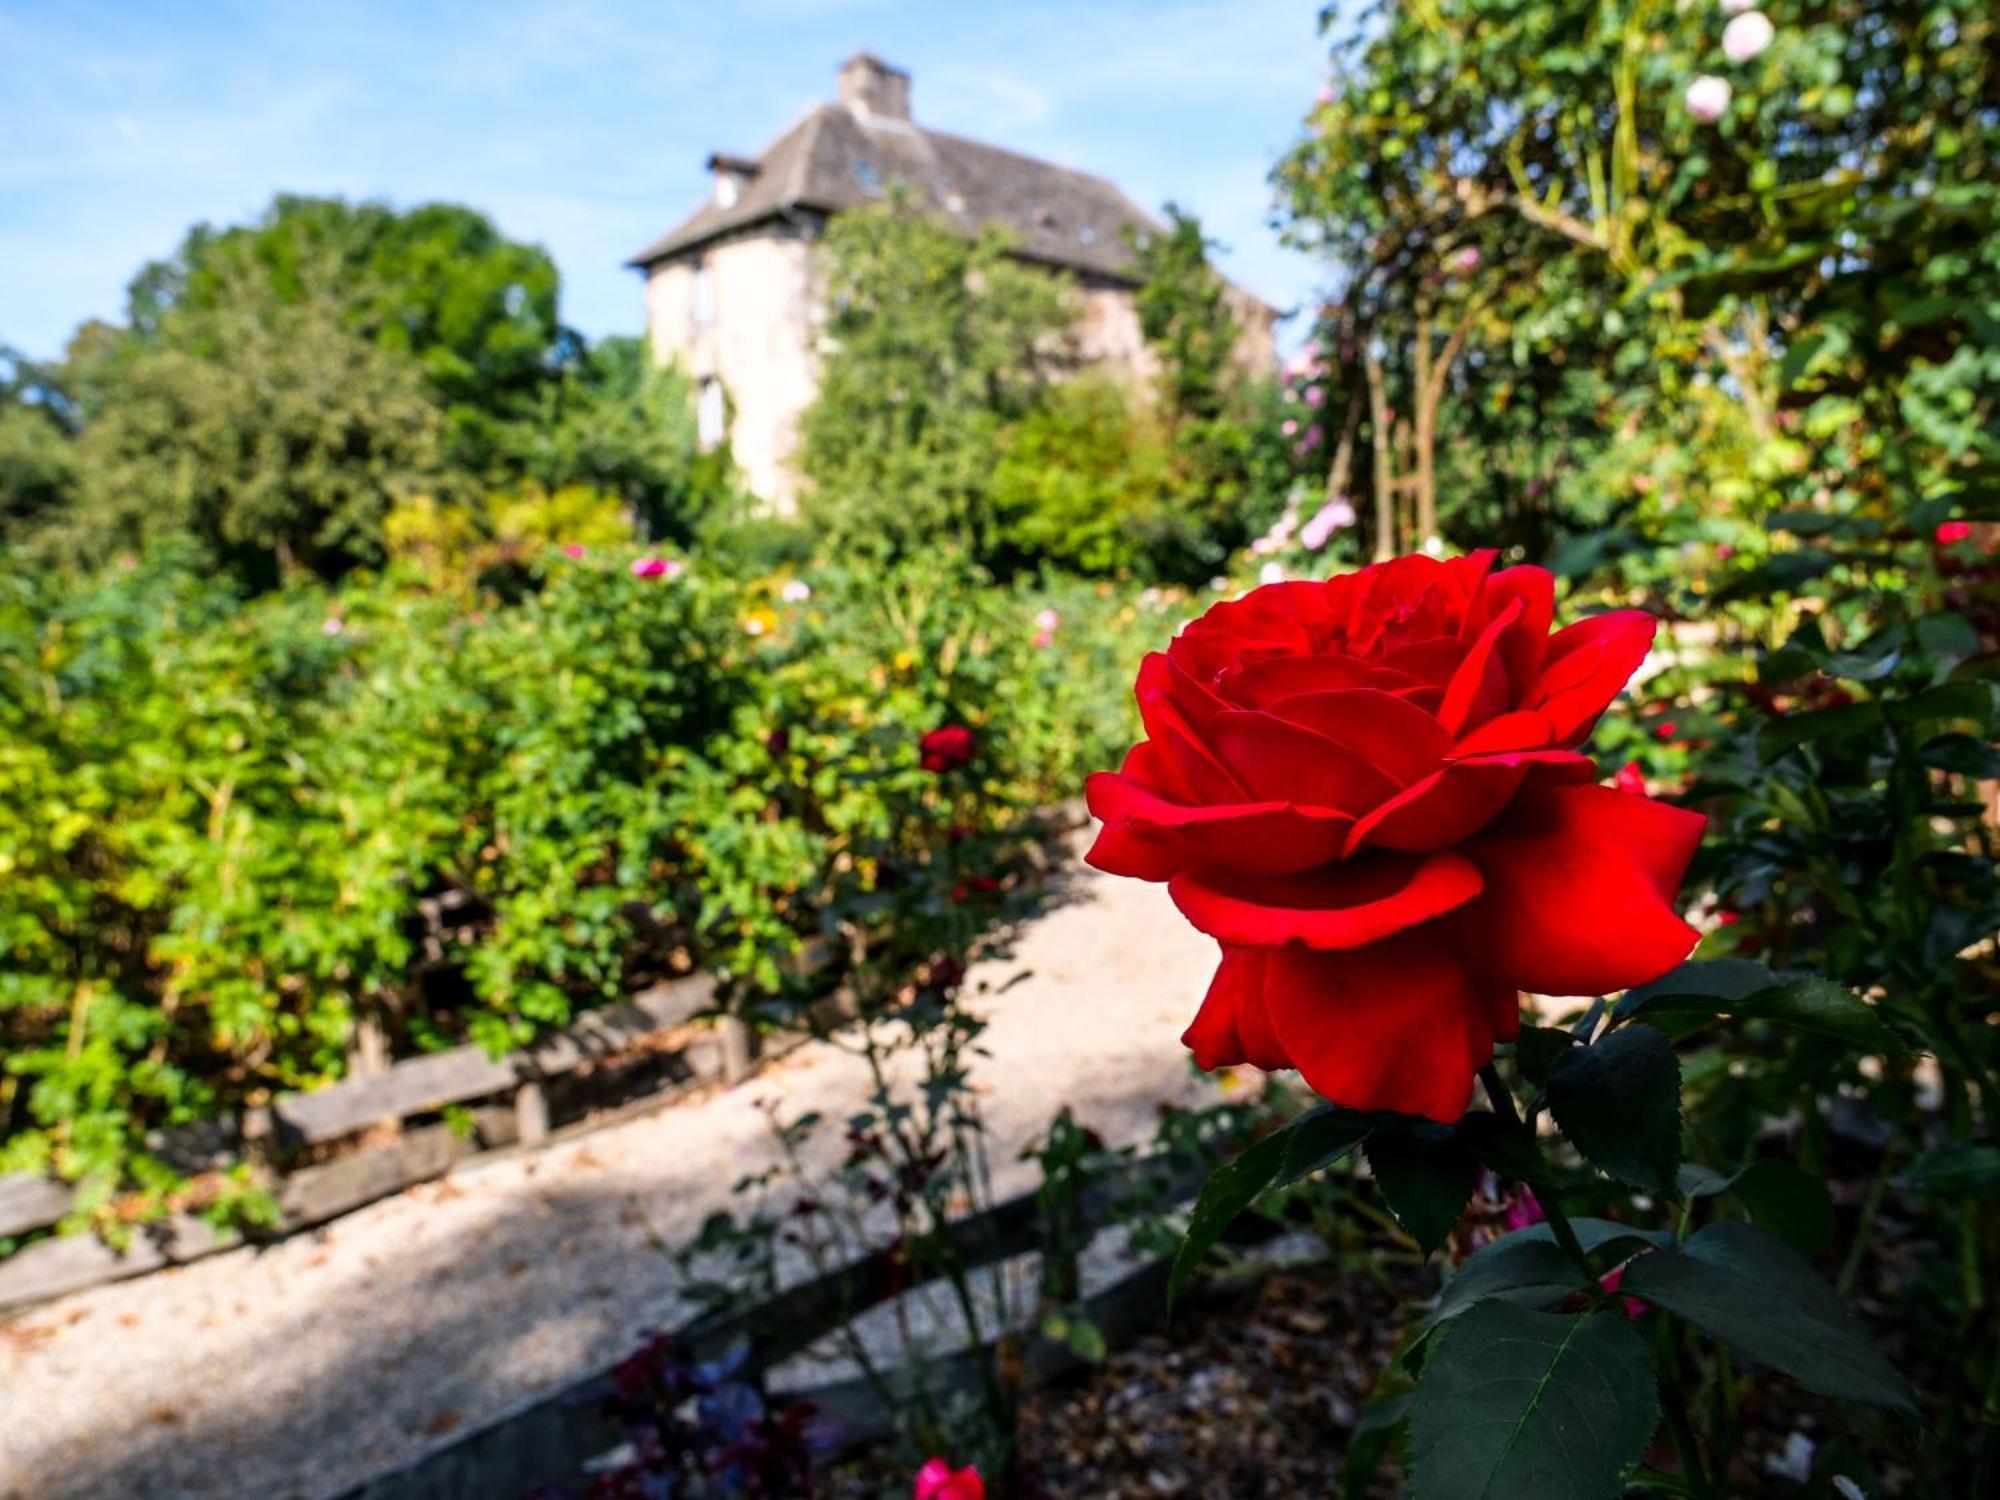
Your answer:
1407,1303 -> 1658,1500
1680,1160 -> 1836,1259
1366,1120 -> 1480,1256
1622,1223 -> 1916,1413
1615,958 -> 1777,1021
1457,1111 -> 1550,1186
1341,1390 -> 1410,1500
1168,1103 -> 1373,1308
1514,1023 -> 1576,1085
1426,1230 -> 1592,1330
1919,732 -> 2000,779
1636,979 -> 1901,1052
1546,1024 -> 1682,1194
1906,1143 -> 2000,1195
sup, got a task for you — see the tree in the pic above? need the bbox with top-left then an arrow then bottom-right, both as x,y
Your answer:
1131,204 -> 1240,426
1274,0 -> 2000,568
497,335 -> 726,543
128,195 -> 562,436
61,268 -> 446,582
799,196 -> 1076,562
0,348 -> 77,534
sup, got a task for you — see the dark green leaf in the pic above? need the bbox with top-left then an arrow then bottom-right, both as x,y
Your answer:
1547,1025 -> 1682,1194
1341,1390 -> 1410,1500
1366,1120 -> 1481,1256
1622,1223 -> 1916,1413
1426,1230 -> 1592,1329
1637,979 -> 1901,1052
1408,1303 -> 1658,1500
1169,1104 -> 1372,1308
1759,701 -> 1885,756
1906,1143 -> 2000,1195
1615,958 -> 1778,1021
1515,1023 -> 1576,1085
1457,1111 -> 1550,1186
1680,1160 -> 1835,1259
1920,732 -> 2000,778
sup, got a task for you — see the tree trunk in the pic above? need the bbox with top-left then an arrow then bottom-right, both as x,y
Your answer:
1363,351 -> 1395,563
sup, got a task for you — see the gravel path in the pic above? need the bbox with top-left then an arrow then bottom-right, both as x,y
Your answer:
0,852 -> 1218,1500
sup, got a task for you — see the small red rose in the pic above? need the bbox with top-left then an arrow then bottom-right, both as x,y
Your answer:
1085,552 -> 1703,1122
914,1458 -> 984,1500
1936,520 -> 1973,546
920,724 -> 977,774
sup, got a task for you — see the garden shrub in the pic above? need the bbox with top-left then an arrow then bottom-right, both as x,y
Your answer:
0,541 -> 1161,1221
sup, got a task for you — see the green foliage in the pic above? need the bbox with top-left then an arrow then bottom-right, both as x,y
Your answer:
800,197 -> 1076,563
59,276 -> 448,581
0,544 -> 1163,1209
1408,1303 -> 1658,1500
127,194 -> 560,426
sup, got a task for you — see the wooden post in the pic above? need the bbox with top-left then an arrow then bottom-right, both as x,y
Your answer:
514,1080 -> 550,1147
719,1017 -> 756,1084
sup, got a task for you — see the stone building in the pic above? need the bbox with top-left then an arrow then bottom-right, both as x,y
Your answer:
627,53 -> 1278,508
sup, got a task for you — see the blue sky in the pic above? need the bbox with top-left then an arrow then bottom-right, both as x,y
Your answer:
0,0 -> 1336,361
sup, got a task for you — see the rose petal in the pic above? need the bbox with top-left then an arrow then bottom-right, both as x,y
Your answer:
1217,654 -> 1426,709
1450,709 -> 1557,758
1168,851 -> 1483,949
1468,565 -> 1556,695
1260,935 -> 1511,1121
1084,770 -> 1354,877
1527,611 -> 1657,746
1206,709 -> 1404,813
1346,751 -> 1595,854
1182,947 -> 1289,1071
1437,596 -> 1524,736
1263,688 -> 1451,786
1459,783 -> 1705,997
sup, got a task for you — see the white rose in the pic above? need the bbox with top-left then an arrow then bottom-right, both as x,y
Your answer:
1722,11 -> 1774,63
1685,74 -> 1733,123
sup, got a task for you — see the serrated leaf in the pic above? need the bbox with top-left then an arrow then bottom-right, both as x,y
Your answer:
1615,958 -> 1778,1021
1366,1120 -> 1480,1256
1547,1025 -> 1682,1194
1622,1222 -> 1916,1413
1680,1159 -> 1835,1259
1456,1111 -> 1550,1186
1426,1230 -> 1591,1330
1168,1103 -> 1372,1308
1408,1303 -> 1659,1500
1638,979 -> 1901,1052
1514,1023 -> 1576,1085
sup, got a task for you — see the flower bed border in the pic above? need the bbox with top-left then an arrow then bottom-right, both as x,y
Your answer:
0,803 -> 1088,1317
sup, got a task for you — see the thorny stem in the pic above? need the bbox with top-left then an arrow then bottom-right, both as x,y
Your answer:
1481,1062 -> 1594,1279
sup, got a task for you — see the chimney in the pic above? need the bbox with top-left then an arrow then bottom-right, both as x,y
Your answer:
838,53 -> 911,121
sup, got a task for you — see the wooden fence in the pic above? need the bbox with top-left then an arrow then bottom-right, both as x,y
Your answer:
331,1158 -> 1216,1500
0,967 -> 798,1314
0,803 -> 1090,1317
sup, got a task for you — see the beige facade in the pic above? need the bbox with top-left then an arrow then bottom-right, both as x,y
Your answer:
644,227 -> 820,509
633,54 -> 1279,511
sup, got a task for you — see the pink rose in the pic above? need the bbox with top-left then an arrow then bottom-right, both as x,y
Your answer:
914,1458 -> 984,1500
1685,75 -> 1732,122
1722,11 -> 1773,63
562,543 -> 586,559
1936,520 -> 1973,545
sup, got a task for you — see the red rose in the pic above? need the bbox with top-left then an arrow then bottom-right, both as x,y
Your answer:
914,1459 -> 984,1500
1085,552 -> 1703,1122
920,724 -> 977,774
1935,520 -> 1973,546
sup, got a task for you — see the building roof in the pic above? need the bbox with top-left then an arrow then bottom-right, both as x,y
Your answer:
626,97 -> 1166,284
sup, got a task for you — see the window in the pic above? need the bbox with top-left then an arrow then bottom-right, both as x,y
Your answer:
852,159 -> 880,194
697,378 -> 726,451
715,174 -> 739,209
692,259 -> 714,331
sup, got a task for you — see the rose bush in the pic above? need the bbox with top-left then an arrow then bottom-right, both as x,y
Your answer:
1085,551 -> 1703,1121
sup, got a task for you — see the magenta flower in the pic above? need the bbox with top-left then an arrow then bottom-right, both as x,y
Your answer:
914,1458 -> 984,1500
632,557 -> 684,579
1936,520 -> 1973,545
